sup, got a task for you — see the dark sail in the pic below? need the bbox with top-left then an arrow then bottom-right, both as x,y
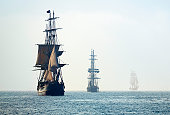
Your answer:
34,10 -> 66,96
35,45 -> 60,66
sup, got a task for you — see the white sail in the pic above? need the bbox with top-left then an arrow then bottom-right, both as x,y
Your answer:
129,71 -> 139,90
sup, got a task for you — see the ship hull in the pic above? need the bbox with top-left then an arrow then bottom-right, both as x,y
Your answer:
129,88 -> 138,91
37,81 -> 65,96
87,86 -> 99,92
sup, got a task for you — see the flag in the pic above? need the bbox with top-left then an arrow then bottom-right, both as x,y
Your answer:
47,10 -> 50,13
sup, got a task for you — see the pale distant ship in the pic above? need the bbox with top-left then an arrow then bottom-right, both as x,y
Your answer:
129,71 -> 139,90
87,50 -> 100,92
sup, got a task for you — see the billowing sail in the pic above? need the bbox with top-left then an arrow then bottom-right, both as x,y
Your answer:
36,11 -> 66,96
35,44 -> 60,68
48,45 -> 58,73
48,46 -> 66,73
44,70 -> 53,81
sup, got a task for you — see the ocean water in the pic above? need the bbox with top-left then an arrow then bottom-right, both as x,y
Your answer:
0,91 -> 170,115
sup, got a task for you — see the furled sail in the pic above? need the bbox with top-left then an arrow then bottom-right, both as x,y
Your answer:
35,44 -> 60,68
57,51 -> 64,57
58,64 -> 66,68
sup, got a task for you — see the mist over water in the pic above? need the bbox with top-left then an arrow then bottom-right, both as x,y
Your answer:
0,91 -> 170,114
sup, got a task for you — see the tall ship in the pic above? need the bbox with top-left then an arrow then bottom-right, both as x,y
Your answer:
34,10 -> 66,96
129,71 -> 139,90
87,49 -> 100,92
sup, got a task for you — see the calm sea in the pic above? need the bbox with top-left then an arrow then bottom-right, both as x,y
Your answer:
0,91 -> 170,115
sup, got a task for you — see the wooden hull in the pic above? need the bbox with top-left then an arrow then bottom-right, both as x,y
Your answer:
87,86 -> 99,92
37,81 -> 65,96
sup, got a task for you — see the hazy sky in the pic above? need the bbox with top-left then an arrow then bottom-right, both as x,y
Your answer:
0,0 -> 170,91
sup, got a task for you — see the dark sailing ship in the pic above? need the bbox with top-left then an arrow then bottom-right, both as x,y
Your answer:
87,50 -> 100,92
129,71 -> 139,90
34,10 -> 66,96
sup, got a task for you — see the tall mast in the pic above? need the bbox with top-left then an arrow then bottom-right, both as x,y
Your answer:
44,10 -> 61,45
35,10 -> 66,82
35,10 -> 66,96
90,50 -> 96,86
129,71 -> 139,90
87,49 -> 100,91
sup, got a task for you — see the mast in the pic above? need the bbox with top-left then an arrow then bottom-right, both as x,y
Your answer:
44,10 -> 61,45
129,71 -> 139,90
35,10 -> 65,83
87,49 -> 100,92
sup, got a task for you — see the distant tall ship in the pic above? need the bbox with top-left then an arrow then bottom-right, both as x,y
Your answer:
129,71 -> 139,90
87,50 -> 100,92
34,10 -> 66,96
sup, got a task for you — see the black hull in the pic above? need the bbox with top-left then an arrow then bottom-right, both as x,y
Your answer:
37,81 -> 65,96
87,86 -> 99,92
